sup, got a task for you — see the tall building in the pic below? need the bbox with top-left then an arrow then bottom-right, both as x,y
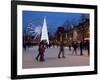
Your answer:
55,19 -> 89,46
67,19 -> 89,43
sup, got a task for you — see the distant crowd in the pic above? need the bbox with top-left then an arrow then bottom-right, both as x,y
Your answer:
34,40 -> 90,62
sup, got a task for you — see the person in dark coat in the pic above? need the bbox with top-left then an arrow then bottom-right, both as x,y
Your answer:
68,43 -> 72,51
39,44 -> 46,61
35,42 -> 42,61
72,42 -> 78,55
36,40 -> 46,62
80,41 -> 84,56
58,41 -> 65,58
86,40 -> 90,56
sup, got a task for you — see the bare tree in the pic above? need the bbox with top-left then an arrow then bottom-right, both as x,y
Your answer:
79,14 -> 89,41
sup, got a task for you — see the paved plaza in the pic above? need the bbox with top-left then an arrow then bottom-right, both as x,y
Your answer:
22,46 -> 89,69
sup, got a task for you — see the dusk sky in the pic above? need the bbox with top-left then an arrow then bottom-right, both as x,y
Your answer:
23,11 -> 89,36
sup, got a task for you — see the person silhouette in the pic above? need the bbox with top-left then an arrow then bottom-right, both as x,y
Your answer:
80,41 -> 84,56
86,40 -> 90,56
39,43 -> 46,61
72,41 -> 78,55
36,41 -> 43,61
58,41 -> 65,58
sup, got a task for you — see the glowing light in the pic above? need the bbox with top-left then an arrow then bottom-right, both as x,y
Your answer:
41,17 -> 49,44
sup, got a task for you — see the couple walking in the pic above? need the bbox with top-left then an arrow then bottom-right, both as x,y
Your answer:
36,41 -> 46,62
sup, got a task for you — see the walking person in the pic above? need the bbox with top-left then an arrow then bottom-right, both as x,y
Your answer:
58,41 -> 65,58
80,41 -> 84,56
36,41 -> 46,62
72,41 -> 78,55
35,41 -> 42,61
39,44 -> 46,62
68,42 -> 72,51
86,40 -> 90,56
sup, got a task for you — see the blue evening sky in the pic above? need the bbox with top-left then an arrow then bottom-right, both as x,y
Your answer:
23,11 -> 89,36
